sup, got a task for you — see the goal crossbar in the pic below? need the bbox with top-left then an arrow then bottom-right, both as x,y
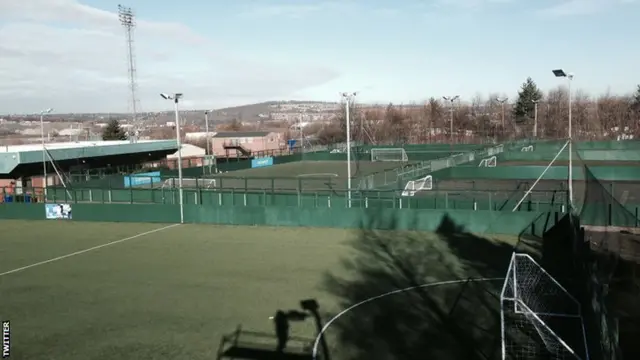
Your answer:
371,148 -> 408,162
401,175 -> 432,196
478,156 -> 497,167
162,177 -> 217,189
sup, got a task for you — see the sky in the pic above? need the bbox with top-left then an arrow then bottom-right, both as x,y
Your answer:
0,0 -> 638,114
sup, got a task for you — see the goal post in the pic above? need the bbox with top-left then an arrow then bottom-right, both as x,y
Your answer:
161,178 -> 216,189
401,175 -> 433,196
500,253 -> 589,360
371,148 -> 408,162
478,156 -> 497,167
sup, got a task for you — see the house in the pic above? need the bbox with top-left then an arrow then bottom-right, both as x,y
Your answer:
211,131 -> 284,158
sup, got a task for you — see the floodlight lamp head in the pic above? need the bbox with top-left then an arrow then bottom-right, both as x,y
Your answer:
552,69 -> 567,77
41,108 -> 53,114
160,93 -> 172,100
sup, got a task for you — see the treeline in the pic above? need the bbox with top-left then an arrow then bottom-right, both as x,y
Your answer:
312,80 -> 640,145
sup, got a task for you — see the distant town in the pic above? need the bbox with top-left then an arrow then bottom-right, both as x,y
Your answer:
0,101 -> 346,147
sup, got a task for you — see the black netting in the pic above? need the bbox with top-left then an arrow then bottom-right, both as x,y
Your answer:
569,147 -> 640,360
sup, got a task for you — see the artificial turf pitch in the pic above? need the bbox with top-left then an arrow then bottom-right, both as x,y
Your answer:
0,220 -> 518,360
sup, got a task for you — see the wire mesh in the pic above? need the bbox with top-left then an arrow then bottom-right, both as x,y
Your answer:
570,146 -> 640,360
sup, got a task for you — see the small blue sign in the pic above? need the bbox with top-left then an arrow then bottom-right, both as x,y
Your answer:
251,157 -> 274,168
124,171 -> 161,188
287,139 -> 297,151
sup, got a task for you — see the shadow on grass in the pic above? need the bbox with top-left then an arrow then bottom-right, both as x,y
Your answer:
322,210 -> 539,360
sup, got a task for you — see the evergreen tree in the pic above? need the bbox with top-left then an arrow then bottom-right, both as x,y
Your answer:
632,85 -> 640,113
101,118 -> 128,140
512,77 -> 543,123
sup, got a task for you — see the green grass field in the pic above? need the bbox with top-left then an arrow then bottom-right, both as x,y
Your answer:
0,220 -> 522,360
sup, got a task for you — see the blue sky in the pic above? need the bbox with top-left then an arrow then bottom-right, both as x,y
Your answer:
0,0 -> 638,113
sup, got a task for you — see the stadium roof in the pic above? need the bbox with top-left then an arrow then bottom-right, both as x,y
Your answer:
0,140 -> 164,153
0,139 -> 178,177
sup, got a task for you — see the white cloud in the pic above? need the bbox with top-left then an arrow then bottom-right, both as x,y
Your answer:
0,0 -> 339,113
539,0 -> 634,16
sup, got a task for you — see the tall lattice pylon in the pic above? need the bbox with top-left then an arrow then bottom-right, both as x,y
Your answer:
118,4 -> 140,142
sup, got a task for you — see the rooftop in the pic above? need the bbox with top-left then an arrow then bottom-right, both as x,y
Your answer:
213,131 -> 271,138
0,140 -> 169,153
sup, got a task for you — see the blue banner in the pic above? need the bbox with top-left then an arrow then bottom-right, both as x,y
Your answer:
251,157 -> 274,168
124,171 -> 161,188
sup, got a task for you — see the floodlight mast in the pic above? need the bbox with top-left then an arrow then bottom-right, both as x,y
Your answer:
40,108 -> 53,197
204,110 -> 213,156
341,92 -> 357,208
161,93 -> 185,223
553,69 -> 574,207
532,100 -> 539,138
442,96 -> 459,147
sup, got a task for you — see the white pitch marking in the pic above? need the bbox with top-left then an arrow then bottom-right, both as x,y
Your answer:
0,224 -> 181,277
312,277 -> 504,359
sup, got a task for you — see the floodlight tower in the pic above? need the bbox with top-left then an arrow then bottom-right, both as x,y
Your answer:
495,97 -> 508,140
442,96 -> 459,145
118,4 -> 139,142
204,110 -> 214,155
340,92 -> 357,208
40,108 -> 53,196
532,99 -> 539,138
553,69 -> 574,206
161,93 -> 184,223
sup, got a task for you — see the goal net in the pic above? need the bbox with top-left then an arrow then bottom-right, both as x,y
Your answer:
500,253 -> 588,360
478,156 -> 497,167
161,178 -> 216,189
371,148 -> 408,162
401,175 -> 432,196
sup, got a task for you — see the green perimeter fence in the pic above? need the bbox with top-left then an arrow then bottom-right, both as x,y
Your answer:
430,166 -> 640,182
0,202 -> 560,236
35,186 -> 567,213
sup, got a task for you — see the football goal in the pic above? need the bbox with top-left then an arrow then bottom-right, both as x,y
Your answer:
521,145 -> 534,152
500,253 -> 588,360
161,178 -> 216,189
371,148 -> 408,162
401,175 -> 432,196
478,156 -> 497,167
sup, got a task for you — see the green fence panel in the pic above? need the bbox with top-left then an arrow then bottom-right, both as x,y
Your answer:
71,204 -> 180,222
0,202 -> 564,235
0,203 -> 44,219
432,166 -> 640,181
